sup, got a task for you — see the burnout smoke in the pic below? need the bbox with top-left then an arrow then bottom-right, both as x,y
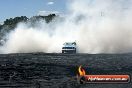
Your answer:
1,0 -> 132,53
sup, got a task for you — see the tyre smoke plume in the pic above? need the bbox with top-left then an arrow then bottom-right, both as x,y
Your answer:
1,0 -> 132,53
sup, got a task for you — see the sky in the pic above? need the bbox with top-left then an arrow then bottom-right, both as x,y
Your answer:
0,0 -> 67,23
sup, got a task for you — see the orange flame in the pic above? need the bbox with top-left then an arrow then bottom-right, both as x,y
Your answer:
78,66 -> 86,76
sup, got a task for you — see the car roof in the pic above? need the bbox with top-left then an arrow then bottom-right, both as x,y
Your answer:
63,42 -> 76,47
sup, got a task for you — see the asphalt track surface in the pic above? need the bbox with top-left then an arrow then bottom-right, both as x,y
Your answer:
0,53 -> 132,88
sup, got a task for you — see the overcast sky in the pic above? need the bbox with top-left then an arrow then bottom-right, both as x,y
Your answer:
0,0 -> 67,22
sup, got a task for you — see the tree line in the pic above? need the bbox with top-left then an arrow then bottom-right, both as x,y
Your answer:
0,14 -> 56,42
0,14 -> 56,31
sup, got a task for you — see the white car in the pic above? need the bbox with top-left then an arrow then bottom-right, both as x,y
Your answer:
62,42 -> 76,53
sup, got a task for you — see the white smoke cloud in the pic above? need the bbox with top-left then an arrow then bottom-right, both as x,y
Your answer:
1,0 -> 132,54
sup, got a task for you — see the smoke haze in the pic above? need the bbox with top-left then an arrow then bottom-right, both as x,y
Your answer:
1,0 -> 132,54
